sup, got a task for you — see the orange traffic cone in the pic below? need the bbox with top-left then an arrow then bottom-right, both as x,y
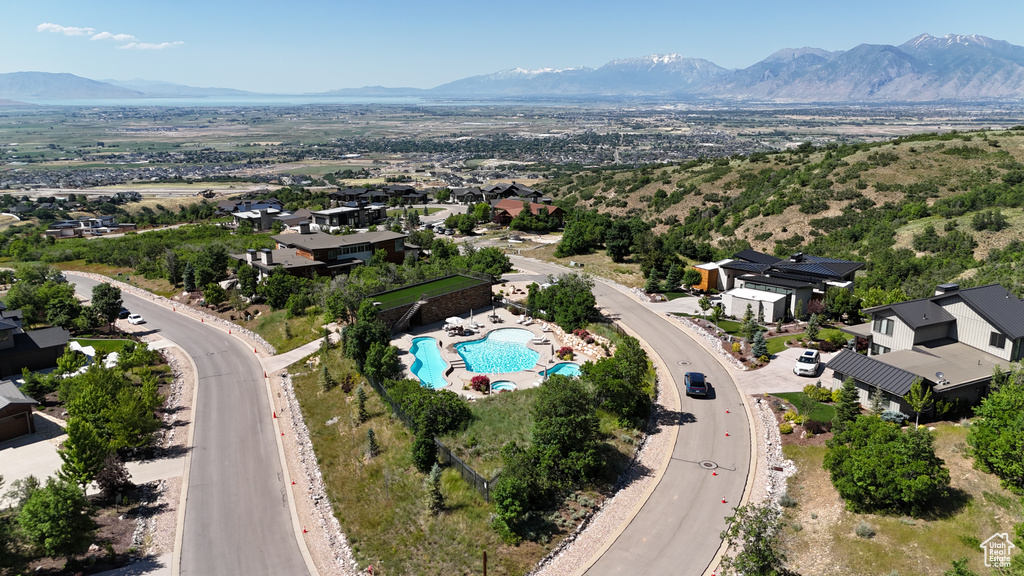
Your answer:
201,318 -> 204,323
722,498 -> 727,504
725,431 -> 730,437
726,409 -> 730,413
712,470 -> 717,476
302,527 -> 307,534
273,411 -> 277,419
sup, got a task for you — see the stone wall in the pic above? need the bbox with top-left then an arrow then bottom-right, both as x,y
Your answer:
379,282 -> 493,329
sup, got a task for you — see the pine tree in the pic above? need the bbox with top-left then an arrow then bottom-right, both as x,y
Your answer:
182,262 -> 196,292
750,331 -> 769,359
319,364 -> 337,393
870,383 -> 886,415
832,377 -> 862,433
355,385 -> 368,423
806,313 -> 820,340
366,428 -> 380,458
644,269 -> 662,294
425,462 -> 444,515
664,264 -> 682,292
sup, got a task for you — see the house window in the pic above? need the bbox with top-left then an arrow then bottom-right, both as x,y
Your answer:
990,331 -> 1007,349
871,343 -> 891,355
872,316 -> 894,336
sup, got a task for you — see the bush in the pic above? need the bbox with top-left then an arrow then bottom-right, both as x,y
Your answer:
880,410 -> 908,424
831,388 -> 843,403
732,342 -> 741,354
783,410 -> 797,422
824,416 -> 950,515
818,341 -> 838,353
557,346 -> 574,361
778,493 -> 797,507
804,419 -> 833,435
803,384 -> 833,402
855,522 -> 876,539
779,422 -> 794,434
470,375 -> 491,393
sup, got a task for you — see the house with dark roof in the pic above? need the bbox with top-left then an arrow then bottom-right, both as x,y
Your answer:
310,203 -> 387,231
233,224 -> 407,279
0,318 -> 70,378
451,187 -> 483,205
0,379 -> 38,442
828,283 -> 1024,415
328,188 -> 369,203
716,250 -> 864,322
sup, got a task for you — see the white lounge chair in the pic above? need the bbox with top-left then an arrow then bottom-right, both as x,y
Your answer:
541,323 -> 552,332
522,317 -> 534,326
517,314 -> 526,324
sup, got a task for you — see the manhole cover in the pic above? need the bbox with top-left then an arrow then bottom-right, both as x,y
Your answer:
699,460 -> 718,470
677,360 -> 691,366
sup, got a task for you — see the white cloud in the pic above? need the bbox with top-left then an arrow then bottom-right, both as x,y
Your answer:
91,31 -> 137,42
37,23 -> 95,36
118,41 -> 184,51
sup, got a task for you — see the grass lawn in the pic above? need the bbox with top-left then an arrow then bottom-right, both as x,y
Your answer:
780,423 -> 1022,576
70,338 -> 134,354
291,353 -> 548,576
772,392 -> 836,422
767,332 -> 805,355
370,275 -> 489,310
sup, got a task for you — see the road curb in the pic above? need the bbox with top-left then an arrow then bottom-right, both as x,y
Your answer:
568,316 -> 682,576
170,346 -> 199,576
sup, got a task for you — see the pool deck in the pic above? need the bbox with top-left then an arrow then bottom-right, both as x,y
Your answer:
392,305 -> 604,399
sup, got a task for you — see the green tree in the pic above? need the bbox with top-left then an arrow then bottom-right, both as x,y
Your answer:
824,416 -> 950,515
718,503 -> 791,576
750,331 -> 768,359
698,295 -> 712,320
967,372 -> 1024,492
319,364 -> 337,393
603,220 -> 633,262
58,417 -> 111,489
91,282 -> 122,330
681,267 -> 702,290
17,477 -> 95,557
709,303 -> 724,326
832,377 -> 861,433
366,428 -> 380,458
355,385 -> 368,423
236,264 -> 259,298
903,378 -> 933,427
491,442 -> 546,543
532,375 -> 600,485
203,282 -> 227,308
806,313 -> 820,340
344,301 -> 391,371
644,268 -> 662,293
46,294 -> 82,329
425,462 -> 444,515
526,273 -> 597,332
164,249 -> 179,286
556,219 -> 592,258
192,243 -> 229,288
364,343 -> 402,383
182,262 -> 196,292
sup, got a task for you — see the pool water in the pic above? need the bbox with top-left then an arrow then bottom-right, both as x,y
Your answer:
540,362 -> 581,377
455,328 -> 540,373
409,337 -> 448,389
491,381 -> 516,392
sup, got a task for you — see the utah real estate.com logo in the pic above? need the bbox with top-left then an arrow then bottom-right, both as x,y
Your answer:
981,533 -> 1016,568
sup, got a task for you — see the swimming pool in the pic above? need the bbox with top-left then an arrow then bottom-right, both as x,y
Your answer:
455,328 -> 540,373
409,337 -> 448,389
491,381 -> 516,392
539,362 -> 581,377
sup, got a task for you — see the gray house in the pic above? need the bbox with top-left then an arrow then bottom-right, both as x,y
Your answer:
829,283 -> 1024,415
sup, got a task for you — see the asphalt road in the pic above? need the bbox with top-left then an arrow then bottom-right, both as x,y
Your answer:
69,275 -> 309,576
510,257 -> 751,576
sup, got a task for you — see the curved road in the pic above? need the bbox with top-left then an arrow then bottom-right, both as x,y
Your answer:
511,257 -> 751,576
70,275 -> 309,576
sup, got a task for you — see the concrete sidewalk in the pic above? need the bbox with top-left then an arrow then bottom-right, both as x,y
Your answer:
262,331 -> 341,375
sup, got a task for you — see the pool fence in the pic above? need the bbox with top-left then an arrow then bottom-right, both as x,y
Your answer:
366,375 -> 501,501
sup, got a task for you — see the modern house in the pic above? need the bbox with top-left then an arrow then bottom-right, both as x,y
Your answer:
715,250 -> 864,322
235,224 -> 408,279
828,283 -> 1024,415
310,203 -> 387,231
0,317 -> 70,378
0,379 -> 38,442
491,198 -> 564,227
451,187 -> 483,205
232,207 -> 284,231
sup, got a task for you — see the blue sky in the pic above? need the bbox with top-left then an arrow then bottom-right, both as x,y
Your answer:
3,0 -> 1024,93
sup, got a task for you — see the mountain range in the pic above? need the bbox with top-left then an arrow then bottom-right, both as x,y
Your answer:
3,34 -> 1024,103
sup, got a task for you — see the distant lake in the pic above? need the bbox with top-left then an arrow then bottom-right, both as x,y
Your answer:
18,95 -> 430,107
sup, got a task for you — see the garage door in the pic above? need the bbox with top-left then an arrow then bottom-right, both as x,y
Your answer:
0,411 -> 32,443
